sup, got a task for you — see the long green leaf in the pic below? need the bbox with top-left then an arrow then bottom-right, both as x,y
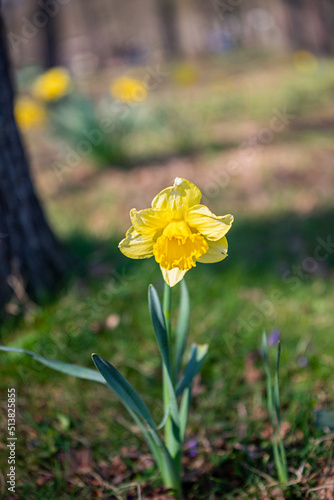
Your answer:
124,403 -> 165,472
274,342 -> 288,475
92,354 -> 181,492
0,346 -> 106,384
92,354 -> 156,428
129,405 -> 181,495
175,279 -> 190,379
109,392 -> 180,493
149,285 -> 179,424
175,343 -> 208,397
179,386 -> 191,443
148,285 -> 171,374
274,341 -> 282,428
157,406 -> 171,430
262,333 -> 288,484
262,334 -> 281,478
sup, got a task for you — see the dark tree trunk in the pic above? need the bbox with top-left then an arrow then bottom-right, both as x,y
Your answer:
36,0 -> 59,68
282,0 -> 334,54
0,11 -> 67,309
156,0 -> 180,59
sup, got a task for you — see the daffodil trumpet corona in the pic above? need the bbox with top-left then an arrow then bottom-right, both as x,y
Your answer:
119,177 -> 234,286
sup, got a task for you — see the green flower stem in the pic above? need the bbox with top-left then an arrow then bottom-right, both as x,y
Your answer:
162,282 -> 182,497
163,283 -> 172,347
127,406 -> 181,496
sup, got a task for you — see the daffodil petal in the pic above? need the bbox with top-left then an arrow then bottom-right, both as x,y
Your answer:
119,226 -> 154,259
160,266 -> 188,287
186,205 -> 233,241
151,178 -> 201,218
130,208 -> 167,236
198,236 -> 228,263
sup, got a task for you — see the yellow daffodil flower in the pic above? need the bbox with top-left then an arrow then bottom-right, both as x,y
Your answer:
110,77 -> 147,103
32,67 -> 71,102
14,97 -> 47,130
293,50 -> 318,74
172,63 -> 198,86
119,178 -> 233,286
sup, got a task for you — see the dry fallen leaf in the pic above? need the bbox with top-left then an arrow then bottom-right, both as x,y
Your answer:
244,352 -> 262,386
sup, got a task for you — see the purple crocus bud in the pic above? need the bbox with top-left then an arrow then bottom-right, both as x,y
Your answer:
185,438 -> 198,457
268,329 -> 280,346
297,356 -> 308,368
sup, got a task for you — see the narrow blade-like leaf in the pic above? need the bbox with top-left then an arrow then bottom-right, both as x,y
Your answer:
179,387 -> 191,443
148,285 -> 171,374
274,341 -> 282,428
111,393 -> 180,493
92,354 -> 156,428
0,346 -> 106,384
175,344 -> 208,397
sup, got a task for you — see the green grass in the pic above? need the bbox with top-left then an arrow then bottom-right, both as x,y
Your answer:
1,52 -> 334,499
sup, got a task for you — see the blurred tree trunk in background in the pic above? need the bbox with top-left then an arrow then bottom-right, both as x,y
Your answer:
156,0 -> 180,58
0,11 -> 67,311
38,0 -> 58,67
282,0 -> 333,54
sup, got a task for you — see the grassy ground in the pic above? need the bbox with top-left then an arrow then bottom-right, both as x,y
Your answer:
1,51 -> 334,499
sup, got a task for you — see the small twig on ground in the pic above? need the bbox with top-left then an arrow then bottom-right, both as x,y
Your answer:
89,471 -> 123,500
242,462 -> 276,484
114,414 -> 142,435
313,434 -> 334,446
307,483 -> 334,493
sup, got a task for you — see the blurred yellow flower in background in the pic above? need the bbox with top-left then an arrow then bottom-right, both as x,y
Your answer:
172,63 -> 198,86
32,67 -> 71,101
119,178 -> 233,286
293,51 -> 318,74
14,97 -> 47,130
110,77 -> 147,103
